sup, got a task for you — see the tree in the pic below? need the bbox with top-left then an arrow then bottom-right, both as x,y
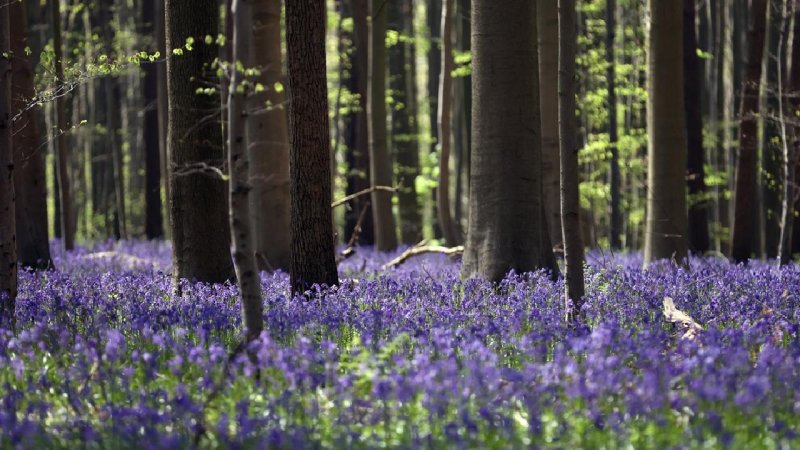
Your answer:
369,0 -> 398,251
607,0 -> 622,250
778,0 -> 797,265
559,0 -> 585,322
228,0 -> 263,338
286,0 -> 339,294
0,3 -> 17,324
249,0 -> 291,271
644,0 -> 689,265
165,0 -> 235,283
436,0 -> 460,247
684,0 -> 710,254
539,1 -> 563,251
463,0 -> 557,282
11,0 -> 51,269
731,0 -> 768,263
52,0 -> 75,251
143,0 -> 164,240
389,0 -> 423,244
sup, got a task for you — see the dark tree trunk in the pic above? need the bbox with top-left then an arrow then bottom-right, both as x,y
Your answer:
684,0 -> 710,254
607,0 -> 622,250
52,0 -> 75,251
0,2 -> 17,325
286,0 -> 339,294
778,0 -> 797,264
427,0 -> 442,239
463,0 -> 558,281
165,0 -> 235,283
143,0 -> 164,240
731,0 -> 768,262
437,0 -> 459,246
157,0 -> 170,236
389,0 -> 422,244
10,0 -> 52,269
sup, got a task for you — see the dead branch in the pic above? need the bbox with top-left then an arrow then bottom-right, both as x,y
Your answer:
336,202 -> 370,264
382,240 -> 464,270
662,297 -> 704,340
331,185 -> 396,208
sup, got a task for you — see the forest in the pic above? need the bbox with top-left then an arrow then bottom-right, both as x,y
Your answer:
2,0 -> 800,447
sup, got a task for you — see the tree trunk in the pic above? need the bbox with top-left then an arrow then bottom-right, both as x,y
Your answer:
369,0 -> 398,250
286,0 -> 339,294
644,0 -> 689,264
343,0 -> 375,246
165,0 -> 235,283
607,0 -> 622,250
157,0 -> 170,237
684,0 -> 710,254
731,0 -> 768,262
389,0 -> 422,244
463,0 -> 558,282
437,0 -> 459,246
10,0 -> 51,269
778,0 -> 797,265
228,0 -> 263,338
248,0 -> 291,271
52,0 -> 75,251
427,0 -> 442,239
0,3 -> 17,325
538,0 -> 562,251
143,0 -> 164,240
559,0 -> 585,322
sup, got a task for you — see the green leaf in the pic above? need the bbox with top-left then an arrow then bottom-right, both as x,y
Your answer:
273,82 -> 284,93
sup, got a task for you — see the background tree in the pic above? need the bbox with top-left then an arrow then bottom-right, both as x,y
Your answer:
607,0 -> 622,250
286,0 -> 339,294
0,3 -> 17,324
644,0 -> 689,265
463,0 -> 557,282
165,0 -> 234,283
731,0 -> 768,262
52,0 -> 75,251
143,0 -> 164,240
11,0 -> 51,269
778,0 -> 797,265
437,0 -> 459,247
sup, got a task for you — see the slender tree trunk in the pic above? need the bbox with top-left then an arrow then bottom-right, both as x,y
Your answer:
685,0 -> 710,254
559,0 -> 585,322
228,0 -> 263,337
427,0 -> 442,239
437,0 -> 459,246
52,0 -> 75,251
369,0 -> 398,250
157,0 -> 170,237
731,0 -> 768,262
249,0 -> 291,271
10,0 -> 51,269
166,0 -> 235,283
142,0 -> 164,240
0,3 -> 17,325
778,0 -> 796,265
607,0 -> 622,250
644,0 -> 689,265
463,0 -> 558,281
286,0 -> 339,294
389,0 -> 422,244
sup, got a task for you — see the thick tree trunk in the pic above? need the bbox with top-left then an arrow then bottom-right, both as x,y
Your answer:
166,0 -> 235,283
559,0 -> 585,322
389,0 -> 422,244
538,0 -> 562,251
644,0 -> 689,264
731,0 -> 768,262
0,4 -> 17,325
437,0 -> 459,246
249,0 -> 291,271
684,0 -> 710,254
286,0 -> 339,294
463,0 -> 557,281
52,0 -> 75,251
143,0 -> 164,240
10,0 -> 51,269
607,0 -> 622,250
369,0 -> 398,250
228,0 -> 263,338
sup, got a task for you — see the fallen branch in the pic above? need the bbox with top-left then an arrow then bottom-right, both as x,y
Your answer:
382,240 -> 464,270
331,185 -> 396,208
336,202 -> 370,264
662,297 -> 703,340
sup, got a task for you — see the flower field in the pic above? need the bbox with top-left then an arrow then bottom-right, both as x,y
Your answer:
2,242 -> 800,448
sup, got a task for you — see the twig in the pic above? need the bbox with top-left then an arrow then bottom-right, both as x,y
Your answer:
382,240 -> 464,270
331,185 -> 396,208
336,202 -> 370,264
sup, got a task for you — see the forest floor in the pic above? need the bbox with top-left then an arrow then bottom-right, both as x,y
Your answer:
2,241 -> 800,448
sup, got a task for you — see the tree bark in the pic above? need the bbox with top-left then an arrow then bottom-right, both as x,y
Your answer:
427,0 -> 442,239
0,3 -> 17,325
228,0 -> 263,338
248,0 -> 291,271
559,0 -> 585,322
369,0 -> 398,250
778,0 -> 796,265
143,0 -> 164,240
52,0 -> 75,251
389,0 -> 422,244
166,0 -> 235,283
644,0 -> 689,265
538,0 -> 563,251
10,0 -> 51,269
437,0 -> 459,246
286,0 -> 339,294
463,0 -> 558,282
731,0 -> 768,262
157,0 -> 170,237
684,0 -> 710,254
607,0 -> 623,250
